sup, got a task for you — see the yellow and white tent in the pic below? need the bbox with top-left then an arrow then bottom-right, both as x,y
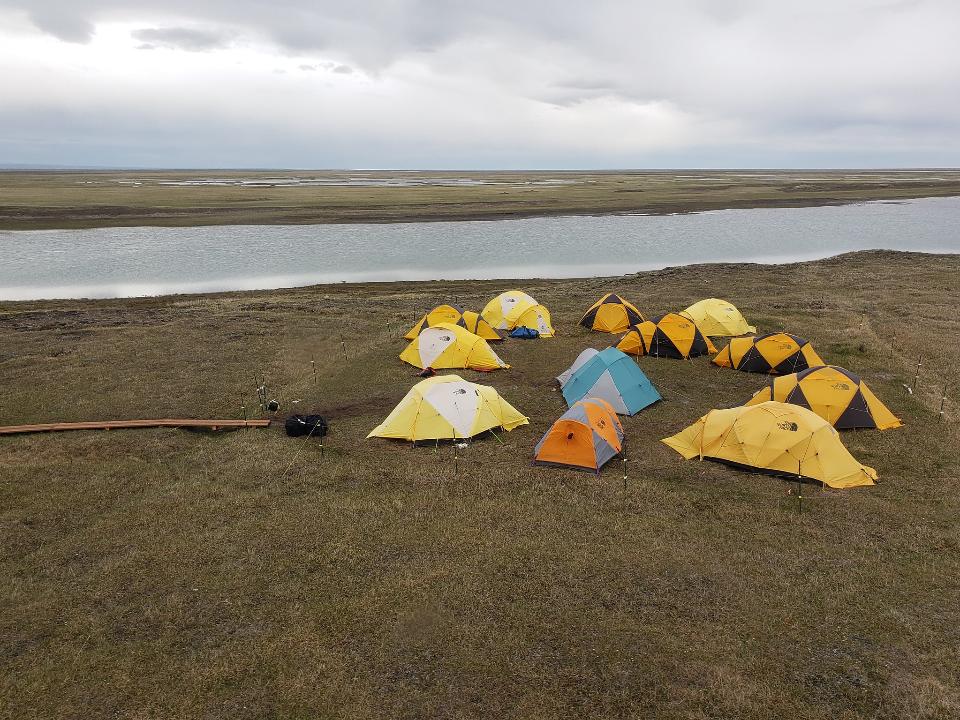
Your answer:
400,322 -> 508,371
662,401 -> 877,489
481,291 -> 554,337
368,375 -> 528,441
680,298 -> 756,337
405,306 -> 502,341
744,365 -> 902,430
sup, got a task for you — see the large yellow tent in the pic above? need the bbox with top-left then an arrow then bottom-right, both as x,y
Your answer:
400,322 -> 508,371
481,291 -> 554,337
661,401 -> 877,489
680,298 -> 756,337
368,375 -> 528,441
713,332 -> 825,374
404,305 -> 502,341
744,365 -> 902,430
616,313 -> 717,359
579,293 -> 644,334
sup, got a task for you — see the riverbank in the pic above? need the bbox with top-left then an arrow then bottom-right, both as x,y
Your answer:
3,169 -> 960,229
2,250 -> 958,718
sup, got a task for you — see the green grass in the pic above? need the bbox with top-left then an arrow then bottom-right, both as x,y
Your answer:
3,169 -> 960,229
1,250 -> 958,718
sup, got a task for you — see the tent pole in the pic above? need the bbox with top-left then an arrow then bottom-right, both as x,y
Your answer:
912,355 -> 922,392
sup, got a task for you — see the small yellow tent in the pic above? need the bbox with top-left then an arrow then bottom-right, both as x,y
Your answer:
405,306 -> 502,341
616,313 -> 717,359
713,332 -> 824,374
400,322 -> 508,371
744,365 -> 902,430
461,310 -> 502,341
661,401 -> 877,489
481,291 -> 554,337
579,293 -> 644,334
680,298 -> 756,337
368,375 -> 528,441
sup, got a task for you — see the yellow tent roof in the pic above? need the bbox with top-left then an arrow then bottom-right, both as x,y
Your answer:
579,293 -> 644,334
713,332 -> 825,374
367,374 -> 528,440
680,298 -> 756,337
404,304 -> 463,339
744,365 -> 902,430
661,401 -> 877,489
616,313 -> 717,359
481,290 -> 555,337
400,322 -> 509,371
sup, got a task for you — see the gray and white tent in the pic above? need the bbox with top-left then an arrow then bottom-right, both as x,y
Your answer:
556,348 -> 601,388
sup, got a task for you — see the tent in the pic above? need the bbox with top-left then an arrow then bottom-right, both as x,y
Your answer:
744,365 -> 902,430
404,306 -> 502,341
562,347 -> 661,415
712,332 -> 825,374
400,323 -> 509,371
662,401 -> 877,489
481,291 -> 555,337
556,348 -> 600,388
680,298 -> 756,337
534,398 -> 624,472
580,293 -> 644,334
616,313 -> 717,359
368,375 -> 528,441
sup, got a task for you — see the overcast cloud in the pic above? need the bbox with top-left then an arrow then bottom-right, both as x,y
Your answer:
1,0 -> 958,168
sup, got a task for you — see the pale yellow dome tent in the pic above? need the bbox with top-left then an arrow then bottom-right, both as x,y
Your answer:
744,365 -> 903,430
400,322 -> 508,371
368,375 -> 528,441
404,305 -> 502,341
680,298 -> 756,337
661,401 -> 878,489
481,290 -> 554,337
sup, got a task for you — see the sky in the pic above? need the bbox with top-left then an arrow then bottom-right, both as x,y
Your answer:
1,0 -> 958,169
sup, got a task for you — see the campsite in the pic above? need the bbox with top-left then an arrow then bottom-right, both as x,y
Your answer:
3,249 -> 958,718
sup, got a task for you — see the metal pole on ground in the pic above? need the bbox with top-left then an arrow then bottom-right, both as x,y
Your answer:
938,386 -> 948,422
912,355 -> 923,393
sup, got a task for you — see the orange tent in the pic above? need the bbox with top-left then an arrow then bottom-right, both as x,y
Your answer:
533,398 -> 623,472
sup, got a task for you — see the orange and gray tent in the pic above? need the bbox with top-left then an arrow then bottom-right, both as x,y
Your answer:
404,305 -> 501,341
744,365 -> 902,430
400,322 -> 508,371
534,398 -> 623,472
616,313 -> 717,359
579,293 -> 644,334
662,401 -> 878,489
712,332 -> 825,374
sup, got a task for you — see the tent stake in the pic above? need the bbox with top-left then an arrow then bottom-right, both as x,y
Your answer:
340,335 -> 348,361
938,385 -> 947,422
912,355 -> 922,392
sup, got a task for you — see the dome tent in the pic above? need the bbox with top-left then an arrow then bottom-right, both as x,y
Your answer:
556,348 -> 600,389
534,398 -> 623,472
680,298 -> 756,337
400,323 -> 508,372
368,375 -> 528,441
481,291 -> 554,337
661,401 -> 877,489
404,305 -> 502,341
616,313 -> 717,359
744,365 -> 902,430
562,347 -> 661,416
712,332 -> 825,375
580,293 -> 644,334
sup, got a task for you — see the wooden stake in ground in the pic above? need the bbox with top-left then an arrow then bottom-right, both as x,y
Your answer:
913,355 -> 923,392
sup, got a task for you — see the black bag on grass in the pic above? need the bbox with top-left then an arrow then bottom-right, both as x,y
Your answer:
285,415 -> 329,438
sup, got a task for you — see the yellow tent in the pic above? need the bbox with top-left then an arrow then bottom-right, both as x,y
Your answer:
405,306 -> 502,341
368,374 -> 528,441
744,365 -> 902,430
680,298 -> 756,337
481,291 -> 554,337
616,313 -> 717,359
662,401 -> 877,489
400,322 -> 508,371
579,293 -> 644,334
713,332 -> 825,374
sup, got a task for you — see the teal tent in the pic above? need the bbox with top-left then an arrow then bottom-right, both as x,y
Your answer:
562,347 -> 661,415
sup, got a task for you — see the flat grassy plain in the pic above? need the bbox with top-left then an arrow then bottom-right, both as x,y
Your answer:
4,169 -> 960,229
2,250 -> 959,719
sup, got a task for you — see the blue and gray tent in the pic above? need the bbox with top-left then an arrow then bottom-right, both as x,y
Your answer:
561,347 -> 662,415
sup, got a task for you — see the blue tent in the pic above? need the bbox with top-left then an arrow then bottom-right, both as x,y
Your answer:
562,347 -> 661,415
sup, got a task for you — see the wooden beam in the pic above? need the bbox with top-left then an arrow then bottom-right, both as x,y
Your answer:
0,419 -> 271,436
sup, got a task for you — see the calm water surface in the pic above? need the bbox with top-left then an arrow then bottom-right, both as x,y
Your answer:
2,196 -> 958,300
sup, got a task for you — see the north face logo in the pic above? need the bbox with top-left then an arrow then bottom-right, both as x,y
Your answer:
440,335 -> 451,341
778,421 -> 799,431
832,382 -> 850,391
597,419 -> 606,428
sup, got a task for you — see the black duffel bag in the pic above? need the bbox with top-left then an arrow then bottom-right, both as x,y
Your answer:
284,414 -> 329,438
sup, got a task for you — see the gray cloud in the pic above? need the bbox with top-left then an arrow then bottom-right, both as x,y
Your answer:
131,26 -> 234,52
